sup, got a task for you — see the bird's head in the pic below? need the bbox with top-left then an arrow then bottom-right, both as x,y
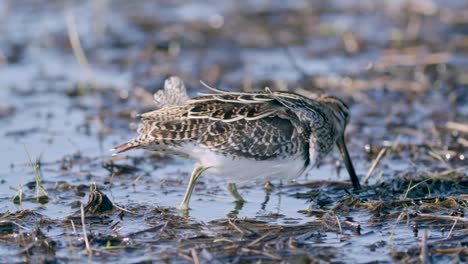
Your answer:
318,94 -> 361,190
317,94 -> 350,136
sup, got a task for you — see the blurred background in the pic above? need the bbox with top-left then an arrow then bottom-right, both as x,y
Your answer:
0,0 -> 466,262
1,0 -> 466,168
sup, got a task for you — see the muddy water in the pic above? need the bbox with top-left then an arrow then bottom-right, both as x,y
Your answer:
0,0 -> 467,263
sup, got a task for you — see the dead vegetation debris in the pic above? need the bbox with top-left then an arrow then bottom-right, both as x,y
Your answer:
0,0 -> 467,263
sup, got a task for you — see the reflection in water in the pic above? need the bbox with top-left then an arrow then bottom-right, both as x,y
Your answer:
261,187 -> 271,211
261,181 -> 274,210
227,200 -> 245,218
176,181 -> 299,219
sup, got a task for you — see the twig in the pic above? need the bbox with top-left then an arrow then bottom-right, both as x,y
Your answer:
80,204 -> 91,255
445,121 -> 468,133
10,221 -> 30,231
364,147 -> 387,185
176,252 -> 194,262
133,174 -> 143,185
446,219 -> 458,239
112,203 -> 137,215
247,230 -> 276,247
70,219 -> 76,234
335,216 -> 343,235
190,248 -> 200,264
420,229 -> 428,264
417,213 -> 468,222
213,237 -> 234,243
228,219 -> 246,235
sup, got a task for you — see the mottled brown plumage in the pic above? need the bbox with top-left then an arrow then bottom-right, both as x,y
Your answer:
114,76 -> 360,209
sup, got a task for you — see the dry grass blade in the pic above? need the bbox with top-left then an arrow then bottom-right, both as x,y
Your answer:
190,248 -> 200,264
376,51 -> 452,68
176,252 -> 194,262
446,219 -> 458,239
66,9 -> 96,87
417,213 -> 468,222
420,229 -> 428,264
247,230 -> 276,247
70,219 -> 76,234
112,203 -> 137,215
364,147 -> 388,185
10,221 -> 30,231
335,216 -> 343,235
228,219 -> 247,235
80,204 -> 91,255
445,121 -> 468,133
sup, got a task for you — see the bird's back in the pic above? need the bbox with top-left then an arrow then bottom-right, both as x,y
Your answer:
121,92 -> 309,162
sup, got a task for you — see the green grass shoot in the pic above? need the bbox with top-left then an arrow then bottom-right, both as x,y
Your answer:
24,145 -> 49,201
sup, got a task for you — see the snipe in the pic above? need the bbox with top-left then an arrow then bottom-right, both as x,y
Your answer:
113,76 -> 361,210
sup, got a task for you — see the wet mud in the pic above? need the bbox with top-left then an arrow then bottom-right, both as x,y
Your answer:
0,0 -> 467,263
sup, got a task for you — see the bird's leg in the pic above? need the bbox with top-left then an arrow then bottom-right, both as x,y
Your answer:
227,182 -> 245,204
177,164 -> 206,210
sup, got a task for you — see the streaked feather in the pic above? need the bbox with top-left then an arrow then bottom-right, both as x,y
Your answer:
115,77 -> 350,169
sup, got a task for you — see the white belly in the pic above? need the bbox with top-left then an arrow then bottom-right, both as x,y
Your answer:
181,144 -> 307,185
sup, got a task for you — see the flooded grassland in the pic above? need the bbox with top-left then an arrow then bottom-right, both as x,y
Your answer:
0,0 -> 467,263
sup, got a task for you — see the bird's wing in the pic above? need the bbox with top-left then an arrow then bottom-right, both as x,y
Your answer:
115,91 -> 308,159
186,94 -> 308,160
198,116 -> 307,160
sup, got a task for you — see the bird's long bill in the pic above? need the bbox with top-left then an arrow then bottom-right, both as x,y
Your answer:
336,135 -> 361,190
